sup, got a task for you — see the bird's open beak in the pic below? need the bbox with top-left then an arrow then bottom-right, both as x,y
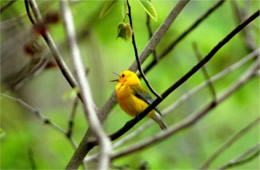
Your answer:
110,79 -> 119,82
111,72 -> 119,82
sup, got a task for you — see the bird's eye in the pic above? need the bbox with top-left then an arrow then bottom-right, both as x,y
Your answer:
122,74 -> 125,78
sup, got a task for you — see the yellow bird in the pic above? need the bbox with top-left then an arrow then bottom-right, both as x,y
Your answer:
113,70 -> 167,130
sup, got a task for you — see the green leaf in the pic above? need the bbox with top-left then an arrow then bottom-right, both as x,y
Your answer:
62,87 -> 80,100
0,128 -> 6,139
117,22 -> 132,41
100,0 -> 118,18
138,0 -> 158,21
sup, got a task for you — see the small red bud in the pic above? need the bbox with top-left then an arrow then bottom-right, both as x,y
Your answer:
45,11 -> 59,24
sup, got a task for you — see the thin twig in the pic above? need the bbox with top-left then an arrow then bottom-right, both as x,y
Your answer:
67,1 -> 190,168
145,0 -> 158,61
128,0 -> 190,71
84,49 -> 260,163
1,94 -> 77,149
200,117 -> 260,169
25,0 -> 83,103
143,0 -> 226,74
105,9 -> 260,145
231,0 -> 257,52
66,98 -> 79,139
192,42 -> 217,99
218,143 -> 260,170
110,61 -> 259,160
59,1 -> 111,170
0,0 -> 16,13
126,0 -> 161,98
67,9 -> 259,168
28,148 -> 37,170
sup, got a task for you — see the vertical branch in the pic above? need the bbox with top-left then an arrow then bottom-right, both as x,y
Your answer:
59,1 -> 111,170
145,1 -> 158,61
192,42 -> 216,99
231,0 -> 257,51
28,148 -> 37,170
200,117 -> 260,169
126,0 -> 161,98
66,98 -> 79,139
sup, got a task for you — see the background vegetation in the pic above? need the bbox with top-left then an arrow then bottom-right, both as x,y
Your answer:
0,0 -> 259,169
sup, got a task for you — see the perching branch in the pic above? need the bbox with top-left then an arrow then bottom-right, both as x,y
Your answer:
105,9 -> 260,144
143,0 -> 226,74
84,48 -> 260,163
201,117 -> 260,169
24,0 -> 83,103
110,61 -> 259,160
59,1 -> 111,170
192,42 -> 217,99
218,143 -> 260,170
1,94 -> 77,149
67,9 -> 259,168
126,0 -> 161,98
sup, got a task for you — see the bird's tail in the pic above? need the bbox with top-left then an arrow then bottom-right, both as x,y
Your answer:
149,112 -> 168,130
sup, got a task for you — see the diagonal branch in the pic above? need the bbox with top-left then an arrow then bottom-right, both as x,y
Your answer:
126,0 -> 161,98
110,61 -> 259,160
66,1 -> 190,168
1,94 -> 77,149
143,0 -> 226,73
59,0 -> 111,170
201,117 -> 260,169
103,9 -> 260,144
0,0 -> 16,13
192,42 -> 217,99
67,9 -> 259,169
218,143 -> 260,170
84,48 -> 260,163
25,0 -> 83,103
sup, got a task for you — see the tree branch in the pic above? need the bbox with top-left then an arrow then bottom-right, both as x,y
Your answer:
25,0 -> 83,103
84,48 -> 260,163
67,1 -> 190,168
1,94 -> 77,149
192,42 -> 217,99
105,9 -> 259,144
66,98 -> 79,139
231,0 -> 257,52
218,143 -> 260,170
145,1 -> 158,61
59,1 -> 111,170
143,0 -> 226,74
126,0 -> 161,98
110,61 -> 259,160
201,117 -> 260,169
67,9 -> 259,168
0,0 -> 16,13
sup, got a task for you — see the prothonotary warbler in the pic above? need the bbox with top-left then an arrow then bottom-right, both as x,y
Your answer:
112,70 -> 167,130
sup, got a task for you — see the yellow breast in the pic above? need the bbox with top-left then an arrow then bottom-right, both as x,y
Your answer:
116,83 -> 152,117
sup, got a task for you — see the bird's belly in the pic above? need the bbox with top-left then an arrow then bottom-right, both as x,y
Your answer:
118,94 -> 150,117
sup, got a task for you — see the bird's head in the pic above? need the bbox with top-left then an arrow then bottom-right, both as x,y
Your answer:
111,70 -> 140,86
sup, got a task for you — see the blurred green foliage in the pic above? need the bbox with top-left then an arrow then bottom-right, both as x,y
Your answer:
0,0 -> 259,169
